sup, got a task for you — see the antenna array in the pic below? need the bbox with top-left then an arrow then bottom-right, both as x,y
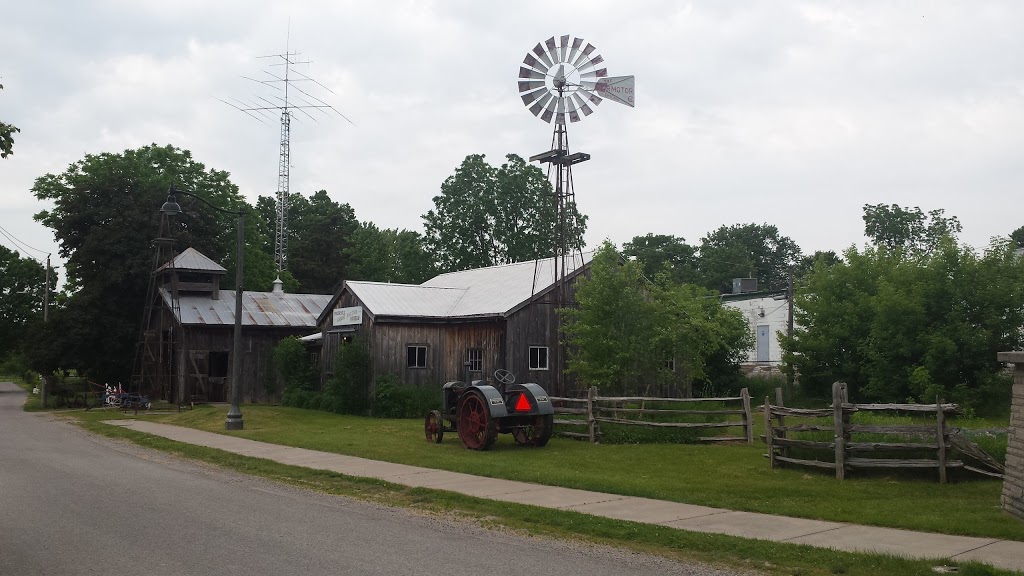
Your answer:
222,36 -> 352,272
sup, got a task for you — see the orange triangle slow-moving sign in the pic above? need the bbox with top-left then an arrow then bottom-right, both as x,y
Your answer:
514,394 -> 531,412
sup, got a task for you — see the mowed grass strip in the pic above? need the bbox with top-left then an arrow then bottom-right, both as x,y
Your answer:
74,418 -> 1017,576
74,404 -> 1024,541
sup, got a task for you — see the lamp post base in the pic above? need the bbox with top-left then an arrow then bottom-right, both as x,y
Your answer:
225,406 -> 244,430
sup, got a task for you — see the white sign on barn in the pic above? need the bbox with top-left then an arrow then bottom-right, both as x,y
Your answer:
333,306 -> 363,326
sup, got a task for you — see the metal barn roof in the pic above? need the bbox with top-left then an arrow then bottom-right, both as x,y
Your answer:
160,288 -> 331,328
341,251 -> 593,320
422,251 -> 592,317
156,247 -> 227,274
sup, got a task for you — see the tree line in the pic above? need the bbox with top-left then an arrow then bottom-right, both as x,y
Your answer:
2,141 -> 1022,409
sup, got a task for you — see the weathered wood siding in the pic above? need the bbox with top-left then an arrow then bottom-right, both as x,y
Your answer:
369,321 -> 504,389
143,302 -> 314,404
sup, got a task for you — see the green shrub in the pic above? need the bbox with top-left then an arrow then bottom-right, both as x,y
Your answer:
324,337 -> 371,415
268,337 -> 318,395
372,374 -> 438,419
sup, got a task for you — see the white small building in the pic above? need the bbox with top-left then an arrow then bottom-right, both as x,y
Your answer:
720,289 -> 790,366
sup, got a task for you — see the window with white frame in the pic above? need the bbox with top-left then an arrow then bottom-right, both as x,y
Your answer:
664,358 -> 675,372
466,348 -> 482,372
529,346 -> 549,370
407,345 -> 427,369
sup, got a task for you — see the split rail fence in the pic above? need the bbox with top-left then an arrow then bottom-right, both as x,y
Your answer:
550,387 -> 754,444
764,382 -> 962,482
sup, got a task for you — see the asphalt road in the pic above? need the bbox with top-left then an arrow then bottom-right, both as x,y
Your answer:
0,382 -> 745,576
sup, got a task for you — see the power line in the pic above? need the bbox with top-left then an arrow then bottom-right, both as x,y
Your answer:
0,224 -> 49,257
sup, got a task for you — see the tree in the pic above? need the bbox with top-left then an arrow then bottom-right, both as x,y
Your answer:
423,154 -> 586,272
0,83 -> 19,159
287,190 -> 357,293
1010,225 -> 1024,249
622,233 -> 697,284
31,144 -> 244,383
696,223 -> 801,293
562,242 -> 751,396
862,203 -> 962,253
794,250 -> 842,280
346,222 -> 436,284
0,246 -> 48,359
782,237 -> 1024,406
252,191 -> 355,294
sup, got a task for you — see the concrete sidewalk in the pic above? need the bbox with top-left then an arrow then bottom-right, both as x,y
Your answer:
103,420 -> 1024,572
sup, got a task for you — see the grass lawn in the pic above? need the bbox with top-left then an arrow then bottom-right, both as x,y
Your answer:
73,402 -> 1024,542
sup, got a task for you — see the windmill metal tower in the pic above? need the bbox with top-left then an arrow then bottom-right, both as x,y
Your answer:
518,34 -> 634,391
223,36 -> 352,272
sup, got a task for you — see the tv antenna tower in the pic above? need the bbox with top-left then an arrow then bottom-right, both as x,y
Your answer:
222,34 -> 353,273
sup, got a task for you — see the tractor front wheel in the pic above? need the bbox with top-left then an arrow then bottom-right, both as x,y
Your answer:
425,410 -> 443,443
457,391 -> 497,450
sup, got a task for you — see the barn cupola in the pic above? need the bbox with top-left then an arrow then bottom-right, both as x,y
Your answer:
156,247 -> 228,300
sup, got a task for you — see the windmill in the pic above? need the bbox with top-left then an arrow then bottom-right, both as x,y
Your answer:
518,35 -> 634,392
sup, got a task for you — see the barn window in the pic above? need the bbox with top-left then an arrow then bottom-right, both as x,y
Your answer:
466,348 -> 483,372
407,345 -> 427,368
529,346 -> 549,370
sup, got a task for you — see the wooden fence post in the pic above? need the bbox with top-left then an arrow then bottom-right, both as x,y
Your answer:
741,387 -> 753,444
775,387 -> 787,459
587,386 -> 598,444
832,382 -> 845,480
764,397 -> 775,469
936,396 -> 947,484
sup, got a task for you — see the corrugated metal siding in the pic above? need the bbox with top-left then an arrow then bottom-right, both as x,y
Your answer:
161,288 -> 331,328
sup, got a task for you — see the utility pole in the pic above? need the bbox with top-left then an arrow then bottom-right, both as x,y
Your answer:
786,265 -> 795,396
40,255 -> 50,408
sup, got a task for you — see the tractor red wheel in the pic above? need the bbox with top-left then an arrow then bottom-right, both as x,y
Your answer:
425,410 -> 444,443
512,414 -> 554,447
457,391 -> 497,450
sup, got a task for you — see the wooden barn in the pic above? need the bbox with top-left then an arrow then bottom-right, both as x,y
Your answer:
139,247 -> 331,404
315,252 -> 593,397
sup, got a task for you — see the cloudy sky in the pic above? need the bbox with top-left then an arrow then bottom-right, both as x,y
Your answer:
2,1 -> 1022,282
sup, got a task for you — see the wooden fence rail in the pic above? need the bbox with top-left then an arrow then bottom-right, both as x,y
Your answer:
764,382 -> 962,482
550,387 -> 754,444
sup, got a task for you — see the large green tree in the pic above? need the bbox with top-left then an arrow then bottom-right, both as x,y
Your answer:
346,222 -> 436,284
31,144 -> 244,383
0,83 -> 18,159
862,203 -> 961,253
562,242 -> 752,396
622,233 -> 697,284
696,223 -> 801,293
253,190 -> 355,293
423,154 -> 587,272
0,246 -> 49,359
782,237 -> 1024,406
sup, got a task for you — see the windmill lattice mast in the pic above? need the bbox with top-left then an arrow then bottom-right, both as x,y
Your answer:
223,34 -> 352,272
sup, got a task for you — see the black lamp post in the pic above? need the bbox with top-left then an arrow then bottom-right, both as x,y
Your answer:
161,187 -> 245,431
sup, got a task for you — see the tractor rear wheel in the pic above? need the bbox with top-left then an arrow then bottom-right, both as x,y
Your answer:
457,391 -> 497,450
512,414 -> 553,447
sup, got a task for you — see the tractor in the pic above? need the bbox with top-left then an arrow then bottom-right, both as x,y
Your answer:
424,369 -> 554,450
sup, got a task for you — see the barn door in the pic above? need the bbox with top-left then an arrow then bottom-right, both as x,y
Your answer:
189,350 -> 210,401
